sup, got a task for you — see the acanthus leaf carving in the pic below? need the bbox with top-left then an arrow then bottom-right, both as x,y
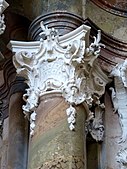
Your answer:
85,97 -> 105,142
85,30 -> 105,65
10,22 -> 110,138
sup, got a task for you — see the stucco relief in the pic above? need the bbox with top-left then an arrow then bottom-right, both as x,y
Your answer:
110,59 -> 127,168
110,59 -> 127,143
85,102 -> 105,141
10,22 -> 110,139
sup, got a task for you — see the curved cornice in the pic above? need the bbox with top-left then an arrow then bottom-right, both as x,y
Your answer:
84,18 -> 127,72
91,0 -> 127,17
28,12 -> 127,71
28,11 -> 84,40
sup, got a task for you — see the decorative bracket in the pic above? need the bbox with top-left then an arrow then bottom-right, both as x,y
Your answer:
9,22 -> 110,138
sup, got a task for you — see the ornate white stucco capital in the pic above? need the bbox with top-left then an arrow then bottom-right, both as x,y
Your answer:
9,22 -> 110,138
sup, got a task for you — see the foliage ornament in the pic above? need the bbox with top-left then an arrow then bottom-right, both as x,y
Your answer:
9,22 -> 110,138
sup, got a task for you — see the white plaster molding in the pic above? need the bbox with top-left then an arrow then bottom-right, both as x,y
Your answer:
116,148 -> 127,169
30,111 -> 37,136
9,22 -> 110,137
66,105 -> 76,131
0,0 -> 9,14
0,0 -> 9,35
110,59 -> 127,143
85,102 -> 105,141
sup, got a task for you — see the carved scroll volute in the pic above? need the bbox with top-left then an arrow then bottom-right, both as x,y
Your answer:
9,22 -> 110,138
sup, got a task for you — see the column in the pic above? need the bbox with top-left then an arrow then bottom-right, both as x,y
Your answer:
28,12 -> 84,40
28,93 -> 86,169
7,78 -> 29,169
9,13 -> 110,169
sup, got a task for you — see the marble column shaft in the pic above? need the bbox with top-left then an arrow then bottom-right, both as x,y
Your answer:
28,93 -> 87,169
8,93 -> 29,169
